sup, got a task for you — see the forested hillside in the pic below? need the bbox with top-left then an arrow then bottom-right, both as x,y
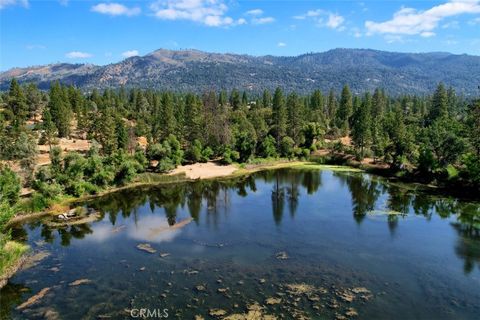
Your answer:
1,49 -> 480,95
1,78 -> 479,209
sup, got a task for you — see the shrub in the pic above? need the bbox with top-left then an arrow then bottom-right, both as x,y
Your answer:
186,140 -> 203,162
280,136 -> 295,158
201,147 -> 213,162
0,167 -> 21,205
260,135 -> 278,158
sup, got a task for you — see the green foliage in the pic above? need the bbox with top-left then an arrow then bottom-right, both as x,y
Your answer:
201,147 -> 214,162
222,147 -> 240,164
302,122 -> 324,149
0,167 -> 21,206
461,153 -> 480,187
147,135 -> 184,172
186,140 -> 203,162
280,136 -> 295,158
260,135 -> 278,158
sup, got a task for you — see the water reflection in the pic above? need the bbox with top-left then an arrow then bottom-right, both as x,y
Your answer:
5,168 -> 480,313
10,169 -> 480,272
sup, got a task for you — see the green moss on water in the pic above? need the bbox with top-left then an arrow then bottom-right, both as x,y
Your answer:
291,163 -> 364,172
367,210 -> 404,216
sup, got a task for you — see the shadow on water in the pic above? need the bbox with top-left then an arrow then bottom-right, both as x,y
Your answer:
2,168 -> 480,319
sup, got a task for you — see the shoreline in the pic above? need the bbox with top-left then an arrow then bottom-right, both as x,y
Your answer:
7,160 -> 312,227
2,159 -> 478,288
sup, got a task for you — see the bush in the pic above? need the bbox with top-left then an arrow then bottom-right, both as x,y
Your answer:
461,153 -> 480,187
222,147 -> 240,164
29,193 -> 50,212
280,136 -> 295,158
201,147 -> 213,162
36,181 -> 63,199
186,140 -> 203,162
260,135 -> 278,158
0,167 -> 21,205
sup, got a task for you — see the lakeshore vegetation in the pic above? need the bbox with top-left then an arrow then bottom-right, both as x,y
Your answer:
1,79 -> 480,276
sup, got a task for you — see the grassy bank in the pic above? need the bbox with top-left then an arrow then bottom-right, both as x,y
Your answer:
0,241 -> 29,288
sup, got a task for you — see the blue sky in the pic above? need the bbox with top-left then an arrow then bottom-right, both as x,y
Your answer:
1,0 -> 480,70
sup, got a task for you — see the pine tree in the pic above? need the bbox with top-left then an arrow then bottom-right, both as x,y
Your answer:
336,85 -> 353,134
229,89 -> 241,110
272,87 -> 287,148
48,82 -> 72,137
116,118 -> 128,151
161,92 -> 176,138
430,82 -> 448,122
327,89 -> 337,128
309,89 -> 326,127
286,92 -> 304,145
42,108 -> 56,148
262,89 -> 272,108
351,93 -> 372,159
7,78 -> 28,128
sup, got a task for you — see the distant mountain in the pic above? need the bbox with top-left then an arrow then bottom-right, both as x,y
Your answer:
2,48 -> 480,95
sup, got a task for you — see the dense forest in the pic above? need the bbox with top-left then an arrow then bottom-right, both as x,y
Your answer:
1,79 -> 480,217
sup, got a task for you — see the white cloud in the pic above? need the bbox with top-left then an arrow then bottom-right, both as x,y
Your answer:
365,0 -> 480,37
246,9 -> 263,16
150,0 -> 244,27
0,0 -> 28,9
326,13 -> 344,29
59,0 -> 68,6
293,9 -> 345,30
252,16 -> 275,25
122,50 -> 139,58
277,42 -> 286,47
66,51 -> 93,59
91,3 -> 141,17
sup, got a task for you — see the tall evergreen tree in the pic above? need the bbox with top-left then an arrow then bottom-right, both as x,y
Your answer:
7,78 -> 28,128
272,87 -> 287,148
351,93 -> 372,159
430,82 -> 448,122
286,92 -> 304,145
336,85 -> 353,134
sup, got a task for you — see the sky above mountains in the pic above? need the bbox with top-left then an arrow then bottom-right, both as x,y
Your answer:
1,0 -> 480,70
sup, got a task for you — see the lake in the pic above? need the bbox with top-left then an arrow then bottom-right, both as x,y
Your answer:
1,168 -> 479,319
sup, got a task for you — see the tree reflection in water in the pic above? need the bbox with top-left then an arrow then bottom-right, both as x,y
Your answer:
8,168 -> 480,276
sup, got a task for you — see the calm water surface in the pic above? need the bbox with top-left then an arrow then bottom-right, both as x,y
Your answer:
1,168 -> 479,319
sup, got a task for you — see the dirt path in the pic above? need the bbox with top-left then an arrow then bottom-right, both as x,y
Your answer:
169,162 -> 237,179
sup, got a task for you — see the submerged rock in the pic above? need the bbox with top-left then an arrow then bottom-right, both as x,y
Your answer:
195,284 -> 206,292
22,251 -> 51,270
346,307 -> 358,317
159,252 -> 170,258
265,297 -> 282,305
136,243 -> 156,254
16,287 -> 51,310
275,251 -> 289,260
69,279 -> 92,286
285,283 -> 315,295
209,308 -> 227,317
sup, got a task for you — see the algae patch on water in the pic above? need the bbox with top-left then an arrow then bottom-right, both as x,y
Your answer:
291,163 -> 363,172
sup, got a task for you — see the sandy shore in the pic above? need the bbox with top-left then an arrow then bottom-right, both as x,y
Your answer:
169,162 -> 237,179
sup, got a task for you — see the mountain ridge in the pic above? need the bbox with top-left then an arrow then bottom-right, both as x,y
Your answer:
2,48 -> 480,95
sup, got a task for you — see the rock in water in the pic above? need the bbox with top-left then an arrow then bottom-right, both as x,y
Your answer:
69,279 -> 92,286
136,243 -> 156,254
16,287 -> 51,310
